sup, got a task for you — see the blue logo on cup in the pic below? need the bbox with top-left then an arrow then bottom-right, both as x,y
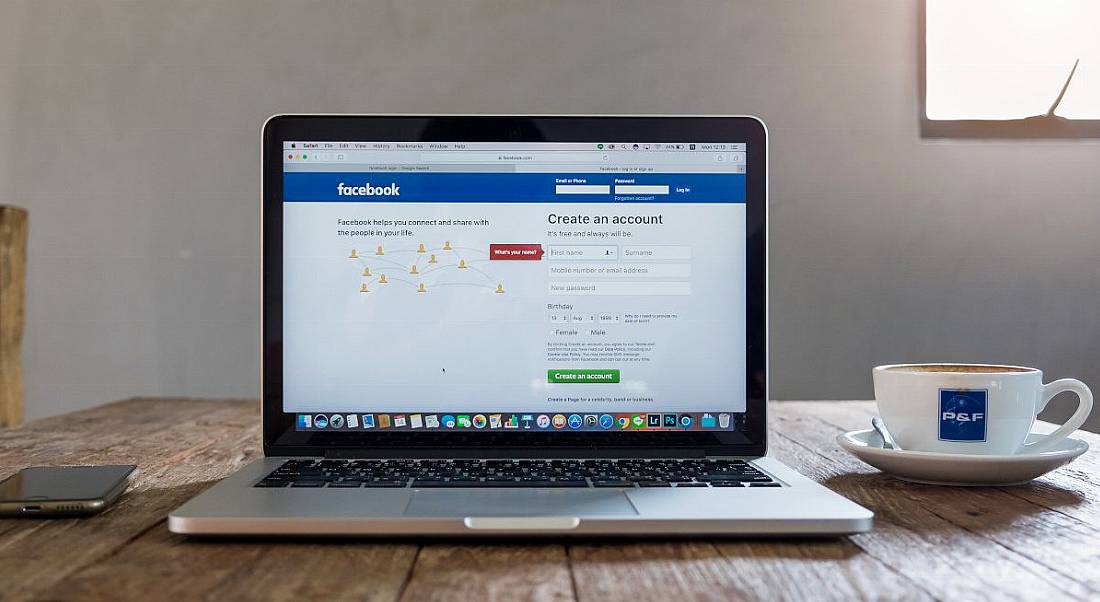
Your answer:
939,389 -> 987,441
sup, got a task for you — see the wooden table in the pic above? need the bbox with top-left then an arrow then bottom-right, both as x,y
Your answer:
1,399 -> 1097,601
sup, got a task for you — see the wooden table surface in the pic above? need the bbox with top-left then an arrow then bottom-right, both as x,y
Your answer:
1,398 -> 1098,602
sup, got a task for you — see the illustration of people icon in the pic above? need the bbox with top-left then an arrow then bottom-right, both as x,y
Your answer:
417,243 -> 426,253
359,283 -> 369,293
496,283 -> 504,294
417,282 -> 426,293
458,259 -> 467,269
410,264 -> 419,274
375,245 -> 384,255
378,273 -> 387,283
362,267 -> 371,277
443,240 -> 452,250
428,254 -> 438,264
349,249 -> 358,258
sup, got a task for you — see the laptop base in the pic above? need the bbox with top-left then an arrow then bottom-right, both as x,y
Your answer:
170,457 -> 872,537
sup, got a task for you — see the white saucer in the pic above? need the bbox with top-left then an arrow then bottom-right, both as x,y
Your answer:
837,429 -> 1089,486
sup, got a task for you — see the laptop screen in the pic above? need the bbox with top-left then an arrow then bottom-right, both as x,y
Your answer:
281,141 -> 747,433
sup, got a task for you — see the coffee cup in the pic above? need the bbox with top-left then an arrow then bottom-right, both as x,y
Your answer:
872,363 -> 1093,455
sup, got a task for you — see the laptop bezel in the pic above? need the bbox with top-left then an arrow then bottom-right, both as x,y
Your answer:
261,115 -> 767,458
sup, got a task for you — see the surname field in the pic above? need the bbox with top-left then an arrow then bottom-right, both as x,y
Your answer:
548,281 -> 691,296
548,264 -> 691,278
620,245 -> 692,261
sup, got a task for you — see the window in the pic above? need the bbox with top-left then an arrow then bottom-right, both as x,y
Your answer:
279,141 -> 749,429
922,0 -> 1100,137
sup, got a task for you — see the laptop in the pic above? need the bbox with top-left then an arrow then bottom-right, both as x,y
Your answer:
169,115 -> 872,536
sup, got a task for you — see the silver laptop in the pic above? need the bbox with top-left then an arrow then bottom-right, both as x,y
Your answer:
169,115 -> 872,536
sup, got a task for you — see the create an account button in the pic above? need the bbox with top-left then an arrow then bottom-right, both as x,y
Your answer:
547,369 -> 621,384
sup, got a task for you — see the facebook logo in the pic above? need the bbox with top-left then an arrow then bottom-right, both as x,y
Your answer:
939,389 -> 987,441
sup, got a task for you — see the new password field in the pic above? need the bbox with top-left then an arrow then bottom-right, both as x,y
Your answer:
548,281 -> 691,296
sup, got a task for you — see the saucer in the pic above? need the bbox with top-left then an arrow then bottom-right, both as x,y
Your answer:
837,429 -> 1089,486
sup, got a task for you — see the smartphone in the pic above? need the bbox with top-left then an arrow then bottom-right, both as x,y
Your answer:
0,465 -> 136,517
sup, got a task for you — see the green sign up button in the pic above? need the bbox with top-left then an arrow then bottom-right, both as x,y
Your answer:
547,369 -> 621,384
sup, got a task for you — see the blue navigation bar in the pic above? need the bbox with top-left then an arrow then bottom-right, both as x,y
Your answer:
283,172 -> 745,203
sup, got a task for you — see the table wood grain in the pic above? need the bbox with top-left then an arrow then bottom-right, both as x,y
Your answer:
0,398 -> 1097,601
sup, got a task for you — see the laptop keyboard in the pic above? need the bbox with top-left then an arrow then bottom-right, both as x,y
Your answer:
256,458 -> 779,488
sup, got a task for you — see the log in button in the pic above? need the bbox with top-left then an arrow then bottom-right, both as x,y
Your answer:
547,369 -> 620,384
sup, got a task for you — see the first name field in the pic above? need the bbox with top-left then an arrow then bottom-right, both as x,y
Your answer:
546,245 -> 692,261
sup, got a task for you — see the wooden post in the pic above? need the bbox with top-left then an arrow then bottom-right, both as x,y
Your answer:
0,206 -> 27,427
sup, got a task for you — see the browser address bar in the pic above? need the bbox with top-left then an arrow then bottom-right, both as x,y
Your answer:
419,152 -> 609,163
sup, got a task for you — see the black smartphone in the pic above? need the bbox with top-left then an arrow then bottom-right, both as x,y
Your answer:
0,465 -> 136,517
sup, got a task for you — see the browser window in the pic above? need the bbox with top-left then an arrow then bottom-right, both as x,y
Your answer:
282,141 -> 747,432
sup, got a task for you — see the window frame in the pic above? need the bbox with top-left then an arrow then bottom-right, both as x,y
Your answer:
919,0 -> 1100,138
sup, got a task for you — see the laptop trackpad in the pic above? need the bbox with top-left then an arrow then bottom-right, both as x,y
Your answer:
405,490 -> 637,517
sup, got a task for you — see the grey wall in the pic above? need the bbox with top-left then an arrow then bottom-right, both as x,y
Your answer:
2,1 -> 1098,429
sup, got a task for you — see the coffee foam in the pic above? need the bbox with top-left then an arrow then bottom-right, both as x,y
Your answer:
885,364 -> 1034,374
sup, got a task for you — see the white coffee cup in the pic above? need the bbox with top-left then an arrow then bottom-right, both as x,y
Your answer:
873,363 -> 1093,455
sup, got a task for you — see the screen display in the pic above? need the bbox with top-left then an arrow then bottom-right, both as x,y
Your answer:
281,141 -> 747,433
